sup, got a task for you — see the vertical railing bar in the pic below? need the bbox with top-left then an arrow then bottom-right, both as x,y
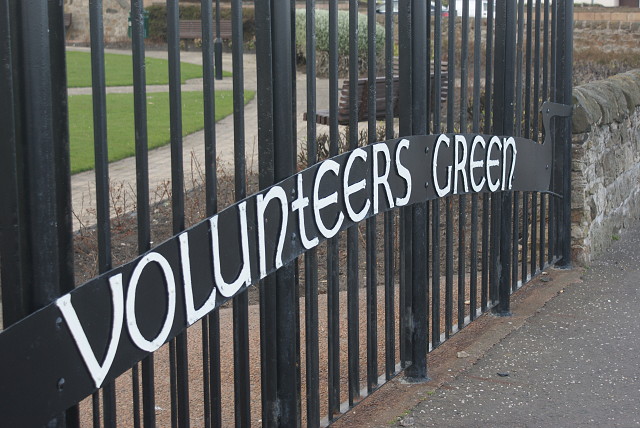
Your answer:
167,1 -> 191,426
556,0 -> 573,267
254,0 -> 276,425
531,0 -> 541,277
483,1 -> 495,309
460,0 -> 469,133
366,0 -> 378,394
209,312 -> 222,428
548,0 -> 556,265
483,0 -> 494,136
272,0 -> 299,423
445,197 -> 453,338
446,0 -> 456,133
521,0 -> 533,286
383,0 -> 396,382
470,193 -> 478,320
522,191 -> 529,284
407,0 -> 428,382
199,0 -> 220,425
494,0 -> 517,315
398,0 -> 412,370
515,0 -> 525,138
293,0 -> 301,418
327,0 -> 340,419
131,365 -> 141,428
481,194 -> 489,311
542,0 -> 549,102
540,194 -> 547,271
539,1 -> 549,279
92,393 -> 101,428
433,0 -> 442,134
385,0 -> 395,141
230,0 -> 251,424
87,1 -> 113,425
431,0 -> 443,349
524,0 -> 533,139
458,194 -> 467,329
458,0 -> 470,332
304,0 -> 320,425
346,0 -> 360,408
470,0 -> 482,321
0,0 -> 21,332
169,342 -> 178,428
130,0 -> 153,426
512,192 -> 520,292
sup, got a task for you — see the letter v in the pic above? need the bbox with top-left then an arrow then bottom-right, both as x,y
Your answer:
56,274 -> 124,389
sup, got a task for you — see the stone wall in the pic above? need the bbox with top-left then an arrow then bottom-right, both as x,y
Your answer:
64,0 -> 130,44
571,70 -> 640,265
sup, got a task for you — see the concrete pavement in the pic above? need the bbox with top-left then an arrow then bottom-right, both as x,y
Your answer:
337,223 -> 640,428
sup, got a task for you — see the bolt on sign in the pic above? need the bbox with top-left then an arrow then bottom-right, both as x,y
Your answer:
0,103 -> 570,426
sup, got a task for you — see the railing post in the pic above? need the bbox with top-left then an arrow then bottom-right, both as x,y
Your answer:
255,0 -> 300,425
397,0 -> 413,370
403,0 -> 429,382
554,0 -> 573,268
0,0 -> 74,425
492,0 -> 517,316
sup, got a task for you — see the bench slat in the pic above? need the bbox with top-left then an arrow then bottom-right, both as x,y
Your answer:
179,19 -> 233,40
305,64 -> 448,126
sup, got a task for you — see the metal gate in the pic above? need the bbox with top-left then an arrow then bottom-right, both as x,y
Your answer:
0,0 -> 573,426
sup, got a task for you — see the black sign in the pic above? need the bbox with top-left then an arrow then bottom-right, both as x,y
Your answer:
0,124 -> 564,425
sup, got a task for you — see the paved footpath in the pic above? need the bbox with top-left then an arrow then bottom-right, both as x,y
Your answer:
390,224 -> 640,427
69,47 -> 330,230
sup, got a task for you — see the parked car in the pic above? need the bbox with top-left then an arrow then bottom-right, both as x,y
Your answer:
376,0 -> 449,16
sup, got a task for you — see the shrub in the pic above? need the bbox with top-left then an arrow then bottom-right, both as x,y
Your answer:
295,9 -> 385,59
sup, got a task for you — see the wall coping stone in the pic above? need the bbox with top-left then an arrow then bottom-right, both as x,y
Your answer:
573,69 -> 640,134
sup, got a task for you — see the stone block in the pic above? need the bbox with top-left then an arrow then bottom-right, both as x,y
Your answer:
608,73 -> 640,110
572,87 -> 601,133
611,12 -> 628,22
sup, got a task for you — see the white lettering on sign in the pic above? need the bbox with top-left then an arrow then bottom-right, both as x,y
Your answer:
372,142 -> 395,214
433,134 -> 452,197
210,202 -> 251,297
486,136 -> 502,192
257,186 -> 289,279
453,135 -> 469,194
343,148 -> 370,222
57,133 -> 523,389
313,160 -> 344,238
180,232 -> 217,326
126,253 -> 176,353
292,174 -> 319,249
502,137 -> 517,191
395,138 -> 412,206
56,275 -> 124,389
470,135 -> 486,192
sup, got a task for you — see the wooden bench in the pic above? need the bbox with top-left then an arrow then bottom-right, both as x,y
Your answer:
64,13 -> 72,31
179,19 -> 233,42
304,63 -> 449,126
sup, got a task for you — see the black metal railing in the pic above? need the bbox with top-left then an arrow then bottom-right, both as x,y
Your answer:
0,0 -> 573,427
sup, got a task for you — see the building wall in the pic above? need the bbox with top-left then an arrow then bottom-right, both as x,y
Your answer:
64,0 -> 129,43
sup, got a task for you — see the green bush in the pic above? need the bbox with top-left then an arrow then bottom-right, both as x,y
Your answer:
295,9 -> 385,58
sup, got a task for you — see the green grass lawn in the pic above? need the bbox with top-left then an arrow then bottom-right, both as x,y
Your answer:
69,90 -> 255,174
66,51 -> 230,87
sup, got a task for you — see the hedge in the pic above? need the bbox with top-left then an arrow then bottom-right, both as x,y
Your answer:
294,9 -> 385,58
